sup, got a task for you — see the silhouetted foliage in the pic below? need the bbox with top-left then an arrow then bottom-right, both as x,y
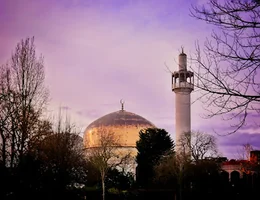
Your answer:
155,152 -> 192,200
155,130 -> 221,200
0,37 -> 49,168
0,38 -> 87,200
136,128 -> 174,188
106,168 -> 134,190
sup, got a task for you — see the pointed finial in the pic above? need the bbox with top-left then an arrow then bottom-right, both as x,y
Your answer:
181,46 -> 184,54
120,99 -> 125,111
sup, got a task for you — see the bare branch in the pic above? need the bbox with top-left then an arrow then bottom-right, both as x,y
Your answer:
178,130 -> 219,162
0,37 -> 49,167
190,0 -> 260,134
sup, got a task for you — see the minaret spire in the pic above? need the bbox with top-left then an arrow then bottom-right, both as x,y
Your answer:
172,48 -> 194,153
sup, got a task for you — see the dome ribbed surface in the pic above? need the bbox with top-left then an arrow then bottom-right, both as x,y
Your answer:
83,109 -> 156,148
86,110 -> 155,129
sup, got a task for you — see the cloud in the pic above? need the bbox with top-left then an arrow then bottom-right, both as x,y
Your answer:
217,132 -> 260,158
1,0 -> 259,159
77,109 -> 103,119
60,106 -> 71,110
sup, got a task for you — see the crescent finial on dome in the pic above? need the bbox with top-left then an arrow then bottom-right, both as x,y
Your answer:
120,99 -> 125,111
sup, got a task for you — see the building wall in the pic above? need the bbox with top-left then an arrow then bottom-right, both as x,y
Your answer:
84,124 -> 155,149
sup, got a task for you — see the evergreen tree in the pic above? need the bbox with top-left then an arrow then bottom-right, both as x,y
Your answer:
136,128 -> 174,188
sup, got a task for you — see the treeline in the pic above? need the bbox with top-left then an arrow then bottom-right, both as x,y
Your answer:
0,37 -> 136,200
135,129 -> 260,200
1,37 -> 260,200
0,37 -> 92,200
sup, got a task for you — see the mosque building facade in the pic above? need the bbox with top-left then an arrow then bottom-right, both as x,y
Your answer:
83,101 -> 156,173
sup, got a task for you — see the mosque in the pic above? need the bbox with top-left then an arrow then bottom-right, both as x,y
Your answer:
83,100 -> 156,173
83,49 -> 193,156
82,49 -> 193,173
82,50 -> 259,184
83,101 -> 156,150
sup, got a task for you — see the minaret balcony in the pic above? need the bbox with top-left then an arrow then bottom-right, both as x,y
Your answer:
172,82 -> 194,91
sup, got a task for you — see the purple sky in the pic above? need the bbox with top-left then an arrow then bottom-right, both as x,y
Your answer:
1,0 -> 259,159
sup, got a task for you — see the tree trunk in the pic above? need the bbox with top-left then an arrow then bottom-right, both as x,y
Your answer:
101,172 -> 105,200
0,130 -> 6,166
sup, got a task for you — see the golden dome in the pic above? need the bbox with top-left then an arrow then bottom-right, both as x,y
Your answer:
83,109 -> 156,148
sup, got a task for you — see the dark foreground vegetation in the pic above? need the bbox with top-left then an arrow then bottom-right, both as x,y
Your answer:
1,169 -> 260,200
0,36 -> 260,200
1,0 -> 260,199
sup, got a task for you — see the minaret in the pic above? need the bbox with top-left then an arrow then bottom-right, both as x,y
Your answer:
172,48 -> 194,151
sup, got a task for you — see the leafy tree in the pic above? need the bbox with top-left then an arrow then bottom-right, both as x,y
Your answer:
136,128 -> 174,188
190,0 -> 260,134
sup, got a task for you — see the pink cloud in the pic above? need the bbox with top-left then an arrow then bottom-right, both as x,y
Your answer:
1,0 -> 259,159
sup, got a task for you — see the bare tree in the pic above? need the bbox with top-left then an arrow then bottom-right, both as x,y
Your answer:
190,0 -> 260,134
178,131 -> 219,162
0,64 -> 12,166
0,37 -> 49,167
86,127 -> 131,200
4,109 -> 89,200
236,143 -> 254,160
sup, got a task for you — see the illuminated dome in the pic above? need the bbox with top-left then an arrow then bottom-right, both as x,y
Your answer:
83,105 -> 156,149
